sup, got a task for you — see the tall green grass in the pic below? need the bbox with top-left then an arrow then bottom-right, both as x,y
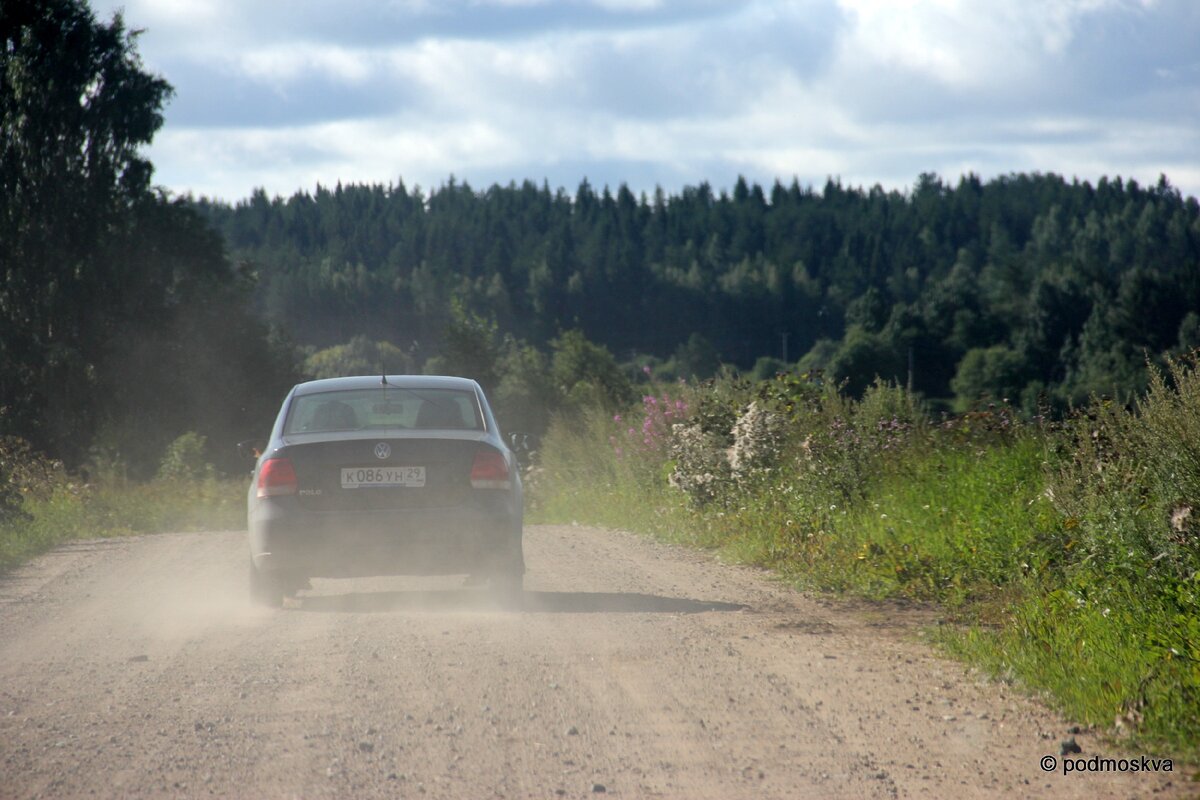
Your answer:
532,366 -> 1200,754
713,437 -> 1056,603
0,431 -> 247,572
0,477 -> 245,572
535,406 -> 691,539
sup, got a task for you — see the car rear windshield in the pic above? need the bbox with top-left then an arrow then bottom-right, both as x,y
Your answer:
284,388 -> 484,434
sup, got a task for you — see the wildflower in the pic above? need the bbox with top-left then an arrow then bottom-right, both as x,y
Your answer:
667,420 -> 729,507
613,414 -> 622,423
1171,505 -> 1192,532
729,401 -> 785,483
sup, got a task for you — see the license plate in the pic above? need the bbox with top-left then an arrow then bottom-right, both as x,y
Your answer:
341,466 -> 425,488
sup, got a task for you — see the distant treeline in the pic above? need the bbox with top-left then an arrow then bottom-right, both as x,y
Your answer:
197,172 -> 1200,410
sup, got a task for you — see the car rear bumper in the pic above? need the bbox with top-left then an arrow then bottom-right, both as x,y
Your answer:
250,498 -> 523,578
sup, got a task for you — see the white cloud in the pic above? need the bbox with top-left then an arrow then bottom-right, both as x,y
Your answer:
470,0 -> 552,7
589,0 -> 667,9
831,0 -> 1157,91
389,36 -> 573,103
108,0 -> 225,28
151,114 -> 529,200
236,45 -> 377,86
88,0 -> 1200,201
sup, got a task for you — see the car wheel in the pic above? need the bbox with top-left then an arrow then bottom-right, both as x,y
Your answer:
249,561 -> 285,608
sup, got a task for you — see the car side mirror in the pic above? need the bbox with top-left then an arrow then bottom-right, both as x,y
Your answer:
508,432 -> 536,470
237,439 -> 264,461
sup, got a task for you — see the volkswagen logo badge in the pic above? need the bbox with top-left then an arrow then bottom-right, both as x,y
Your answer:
374,442 -> 391,460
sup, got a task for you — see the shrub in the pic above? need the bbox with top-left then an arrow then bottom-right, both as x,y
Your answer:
305,335 -> 414,379
0,435 -> 65,524
664,375 -> 745,507
827,325 -> 905,396
494,342 -> 560,436
1029,356 -> 1200,745
1047,357 -> 1200,584
552,330 -> 636,412
157,432 -> 214,481
0,439 -> 32,525
951,345 -> 1027,409
612,392 -> 687,460
668,419 -> 731,507
1136,357 -> 1200,576
728,400 -> 786,484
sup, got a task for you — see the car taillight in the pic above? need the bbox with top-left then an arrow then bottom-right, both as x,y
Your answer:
470,448 -> 510,490
257,458 -> 298,498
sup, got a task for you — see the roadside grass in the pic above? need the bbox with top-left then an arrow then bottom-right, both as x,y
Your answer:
939,585 -> 1198,752
0,477 -> 245,573
710,437 -> 1058,603
533,408 -> 692,541
531,370 -> 1200,756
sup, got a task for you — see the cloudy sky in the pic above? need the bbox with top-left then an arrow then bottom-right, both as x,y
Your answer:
90,0 -> 1200,203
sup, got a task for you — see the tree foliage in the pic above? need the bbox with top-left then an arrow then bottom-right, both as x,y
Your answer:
305,336 -> 414,380
951,345 -> 1027,408
551,330 -> 635,412
2,0 -> 169,453
1,0 -> 298,473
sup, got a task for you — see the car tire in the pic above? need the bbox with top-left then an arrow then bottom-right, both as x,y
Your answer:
249,561 -> 285,608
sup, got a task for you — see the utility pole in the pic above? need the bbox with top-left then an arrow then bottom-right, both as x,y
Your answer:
907,346 -> 914,393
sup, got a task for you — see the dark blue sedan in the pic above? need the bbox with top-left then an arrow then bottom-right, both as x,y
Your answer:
246,375 -> 524,606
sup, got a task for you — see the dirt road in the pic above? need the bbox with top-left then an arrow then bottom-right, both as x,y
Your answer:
0,525 -> 1187,799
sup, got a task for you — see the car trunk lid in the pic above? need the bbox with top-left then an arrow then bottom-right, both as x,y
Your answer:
279,433 -> 492,511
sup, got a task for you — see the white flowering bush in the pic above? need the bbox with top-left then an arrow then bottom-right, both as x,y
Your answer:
668,420 -> 731,507
668,399 -> 788,505
729,400 -> 786,484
